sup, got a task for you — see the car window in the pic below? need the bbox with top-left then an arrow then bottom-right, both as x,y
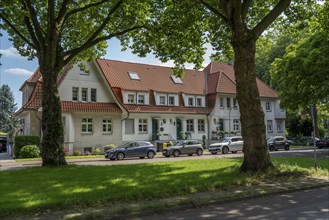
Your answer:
275,138 -> 284,141
219,137 -> 230,143
231,138 -> 237,142
237,138 -> 243,141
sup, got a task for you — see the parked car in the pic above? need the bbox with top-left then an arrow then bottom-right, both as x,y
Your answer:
267,136 -> 290,151
316,137 -> 329,149
300,136 -> 320,145
104,141 -> 156,160
162,140 -> 203,157
286,137 -> 297,144
209,136 -> 244,154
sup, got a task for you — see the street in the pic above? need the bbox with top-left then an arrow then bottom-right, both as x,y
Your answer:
136,186 -> 329,220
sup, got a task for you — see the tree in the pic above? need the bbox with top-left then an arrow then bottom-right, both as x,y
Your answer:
0,84 -> 18,140
129,0 -> 318,172
0,0 -> 153,166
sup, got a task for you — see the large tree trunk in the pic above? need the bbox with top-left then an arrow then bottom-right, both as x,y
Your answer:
40,63 -> 67,166
232,30 -> 272,172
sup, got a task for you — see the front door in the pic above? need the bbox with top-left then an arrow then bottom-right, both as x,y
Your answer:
152,119 -> 158,141
176,119 -> 182,140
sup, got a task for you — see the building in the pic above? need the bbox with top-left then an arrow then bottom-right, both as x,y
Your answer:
16,59 -> 286,154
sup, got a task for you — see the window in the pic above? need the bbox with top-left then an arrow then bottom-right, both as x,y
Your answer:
267,120 -> 273,132
159,96 -> 166,105
138,119 -> 148,133
233,98 -> 238,109
102,119 -> 112,133
81,118 -> 93,133
227,97 -> 231,108
219,119 -> 224,131
266,102 -> 271,111
233,119 -> 239,131
81,88 -> 88,101
128,94 -> 135,103
80,67 -> 90,75
277,121 -> 283,133
171,75 -> 183,84
91,89 -> 97,102
125,119 -> 134,134
72,87 -> 79,101
128,71 -> 140,80
197,98 -> 202,107
138,95 -> 145,104
186,119 -> 194,132
198,119 -> 205,132
188,97 -> 194,106
219,97 -> 224,108
169,96 -> 175,105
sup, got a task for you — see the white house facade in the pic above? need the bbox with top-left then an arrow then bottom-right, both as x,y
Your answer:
16,59 -> 286,154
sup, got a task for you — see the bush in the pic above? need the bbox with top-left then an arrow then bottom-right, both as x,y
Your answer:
92,147 -> 101,155
202,135 -> 206,148
104,144 -> 118,152
14,135 -> 40,158
19,145 -> 40,158
73,150 -> 81,156
84,151 -> 91,156
64,147 -> 70,156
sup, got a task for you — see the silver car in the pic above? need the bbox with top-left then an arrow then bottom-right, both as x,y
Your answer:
209,136 -> 244,154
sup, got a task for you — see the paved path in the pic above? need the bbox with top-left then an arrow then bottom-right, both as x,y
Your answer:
139,186 -> 329,220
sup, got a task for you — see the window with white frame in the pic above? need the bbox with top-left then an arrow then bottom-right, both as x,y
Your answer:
81,118 -> 93,133
125,119 -> 134,134
233,119 -> 239,131
186,119 -> 194,132
138,119 -> 148,133
219,97 -> 224,108
72,87 -> 79,101
102,119 -> 112,133
198,119 -> 205,132
277,121 -> 283,133
159,96 -> 166,105
233,98 -> 238,109
227,97 -> 231,108
168,96 -> 175,105
267,120 -> 273,132
128,94 -> 135,103
188,97 -> 194,106
138,95 -> 145,104
266,102 -> 272,111
91,88 -> 97,102
197,98 -> 202,107
81,88 -> 88,101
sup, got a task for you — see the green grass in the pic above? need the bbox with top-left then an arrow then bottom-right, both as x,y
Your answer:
15,155 -> 104,162
1,157 -> 328,218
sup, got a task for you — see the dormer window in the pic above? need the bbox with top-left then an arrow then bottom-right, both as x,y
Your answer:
197,98 -> 202,107
188,97 -> 194,106
168,96 -> 175,105
128,71 -> 140,80
159,96 -> 166,105
128,94 -> 135,103
138,95 -> 145,104
171,75 -> 183,84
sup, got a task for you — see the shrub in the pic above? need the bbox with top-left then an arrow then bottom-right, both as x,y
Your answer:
92,147 -> 101,155
14,135 -> 40,158
202,135 -> 206,148
73,149 -> 81,156
104,144 -> 118,152
64,147 -> 70,156
19,145 -> 40,158
84,151 -> 91,156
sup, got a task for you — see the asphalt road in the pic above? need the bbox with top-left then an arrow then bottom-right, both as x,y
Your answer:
137,186 -> 329,220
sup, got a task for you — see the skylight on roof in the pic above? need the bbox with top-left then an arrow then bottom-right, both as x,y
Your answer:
171,75 -> 183,84
128,71 -> 140,80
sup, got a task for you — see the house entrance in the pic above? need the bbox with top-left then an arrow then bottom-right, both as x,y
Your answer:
152,119 -> 158,141
176,119 -> 182,140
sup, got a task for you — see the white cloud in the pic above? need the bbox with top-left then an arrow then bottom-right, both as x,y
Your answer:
0,47 -> 23,59
5,68 -> 33,76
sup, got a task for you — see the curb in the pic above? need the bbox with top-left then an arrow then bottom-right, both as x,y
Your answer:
109,183 -> 329,220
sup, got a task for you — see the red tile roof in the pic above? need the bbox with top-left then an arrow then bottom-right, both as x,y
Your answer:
61,101 -> 121,113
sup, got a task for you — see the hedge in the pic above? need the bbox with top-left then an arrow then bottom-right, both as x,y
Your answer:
14,135 -> 40,158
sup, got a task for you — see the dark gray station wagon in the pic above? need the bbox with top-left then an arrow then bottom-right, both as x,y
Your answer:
162,140 -> 203,157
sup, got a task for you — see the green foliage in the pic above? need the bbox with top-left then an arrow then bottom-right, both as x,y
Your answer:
73,150 -> 81,156
0,85 -> 18,140
202,135 -> 206,148
286,111 -> 312,137
19,145 -> 40,158
104,144 -> 118,152
92,147 -> 101,155
14,135 -> 40,158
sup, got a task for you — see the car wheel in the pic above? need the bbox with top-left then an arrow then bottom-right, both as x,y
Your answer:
188,154 -> 193,156
147,151 -> 155,159
232,151 -> 237,154
269,146 -> 275,151
196,148 -> 203,156
222,146 -> 229,154
110,158 -> 116,161
173,150 -> 180,157
318,146 -> 323,149
116,152 -> 125,160
211,152 -> 217,155
139,156 -> 145,159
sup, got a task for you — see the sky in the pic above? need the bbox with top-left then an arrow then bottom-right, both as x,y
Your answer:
0,30 -> 213,109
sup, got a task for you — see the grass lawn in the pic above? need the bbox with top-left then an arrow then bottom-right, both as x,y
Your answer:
15,155 -> 105,162
1,157 -> 328,218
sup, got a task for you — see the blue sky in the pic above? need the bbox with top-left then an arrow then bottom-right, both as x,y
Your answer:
0,31 -> 212,108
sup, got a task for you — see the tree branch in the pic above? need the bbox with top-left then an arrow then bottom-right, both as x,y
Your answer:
241,0 -> 253,21
63,25 -> 145,66
253,0 -> 291,39
55,0 -> 70,27
0,13 -> 36,49
24,14 -> 42,52
198,0 -> 228,23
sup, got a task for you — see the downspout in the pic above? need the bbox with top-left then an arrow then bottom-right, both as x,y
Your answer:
205,71 -> 210,148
